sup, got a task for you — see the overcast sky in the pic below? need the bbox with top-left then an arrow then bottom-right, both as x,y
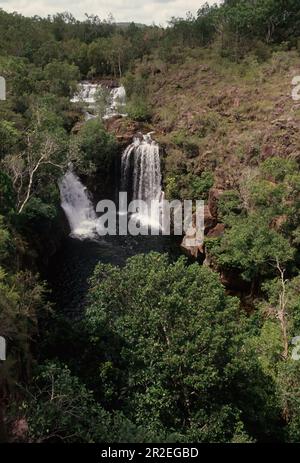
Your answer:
0,0 -> 222,26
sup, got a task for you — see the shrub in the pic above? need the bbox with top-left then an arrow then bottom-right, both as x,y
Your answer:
126,98 -> 153,122
77,119 -> 117,172
253,41 -> 272,62
189,171 -> 214,200
84,253 -> 278,441
0,171 -> 15,214
0,121 -> 20,158
218,190 -> 243,222
165,175 -> 180,200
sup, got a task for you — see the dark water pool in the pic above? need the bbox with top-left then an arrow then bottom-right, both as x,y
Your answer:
46,234 -> 180,318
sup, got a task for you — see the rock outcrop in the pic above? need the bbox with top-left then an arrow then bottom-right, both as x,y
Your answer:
180,188 -> 225,259
208,188 -> 224,220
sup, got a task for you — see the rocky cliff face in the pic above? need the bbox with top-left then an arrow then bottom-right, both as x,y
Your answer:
145,50 -> 300,188
121,51 -> 299,263
104,115 -> 165,148
181,188 -> 225,259
101,50 -> 300,289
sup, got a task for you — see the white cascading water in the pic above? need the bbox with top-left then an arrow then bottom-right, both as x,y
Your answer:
63,85 -> 163,237
104,85 -> 126,119
59,82 -> 127,240
71,82 -> 127,120
121,133 -> 164,230
121,133 -> 162,201
70,82 -> 98,105
59,169 -> 97,239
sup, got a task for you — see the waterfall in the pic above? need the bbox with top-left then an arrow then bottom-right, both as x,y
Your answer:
71,82 -> 127,120
70,82 -> 98,105
121,133 -> 162,202
59,170 -> 97,239
62,81 -> 127,240
121,133 -> 163,230
104,85 -> 127,119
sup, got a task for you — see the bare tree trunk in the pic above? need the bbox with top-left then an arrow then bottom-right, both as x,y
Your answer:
235,28 -> 239,62
276,258 -> 289,360
118,54 -> 122,78
266,20 -> 275,43
18,158 -> 42,214
17,137 -> 63,214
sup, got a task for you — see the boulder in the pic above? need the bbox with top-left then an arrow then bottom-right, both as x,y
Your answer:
207,223 -> 225,238
105,118 -> 141,146
208,188 -> 224,219
204,205 -> 217,233
11,418 -> 28,442
181,225 -> 204,259
271,214 -> 288,231
180,206 -> 218,259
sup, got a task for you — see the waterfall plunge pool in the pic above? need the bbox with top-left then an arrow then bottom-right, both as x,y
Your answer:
47,234 -> 180,319
47,133 -> 182,318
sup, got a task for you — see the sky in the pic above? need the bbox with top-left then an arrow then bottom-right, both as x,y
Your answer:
0,0 -> 222,26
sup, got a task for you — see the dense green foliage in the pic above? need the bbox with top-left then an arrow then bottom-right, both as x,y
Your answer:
12,362 -> 151,443
84,253 -> 279,442
74,119 -> 117,173
207,157 -> 300,282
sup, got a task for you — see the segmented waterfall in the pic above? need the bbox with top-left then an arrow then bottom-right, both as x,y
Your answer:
61,81 -> 128,240
104,85 -> 126,119
121,133 -> 162,202
59,130 -> 163,239
59,170 -> 97,239
70,82 -> 98,105
71,82 -> 126,120
121,133 -> 163,230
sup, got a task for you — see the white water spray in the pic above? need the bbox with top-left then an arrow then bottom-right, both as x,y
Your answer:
121,133 -> 162,202
61,81 -> 127,240
121,133 -> 164,230
71,82 -> 127,120
70,82 -> 98,105
104,85 -> 126,119
59,170 -> 98,239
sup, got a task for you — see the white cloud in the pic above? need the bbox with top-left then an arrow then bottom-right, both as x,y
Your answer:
0,0 -> 221,25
